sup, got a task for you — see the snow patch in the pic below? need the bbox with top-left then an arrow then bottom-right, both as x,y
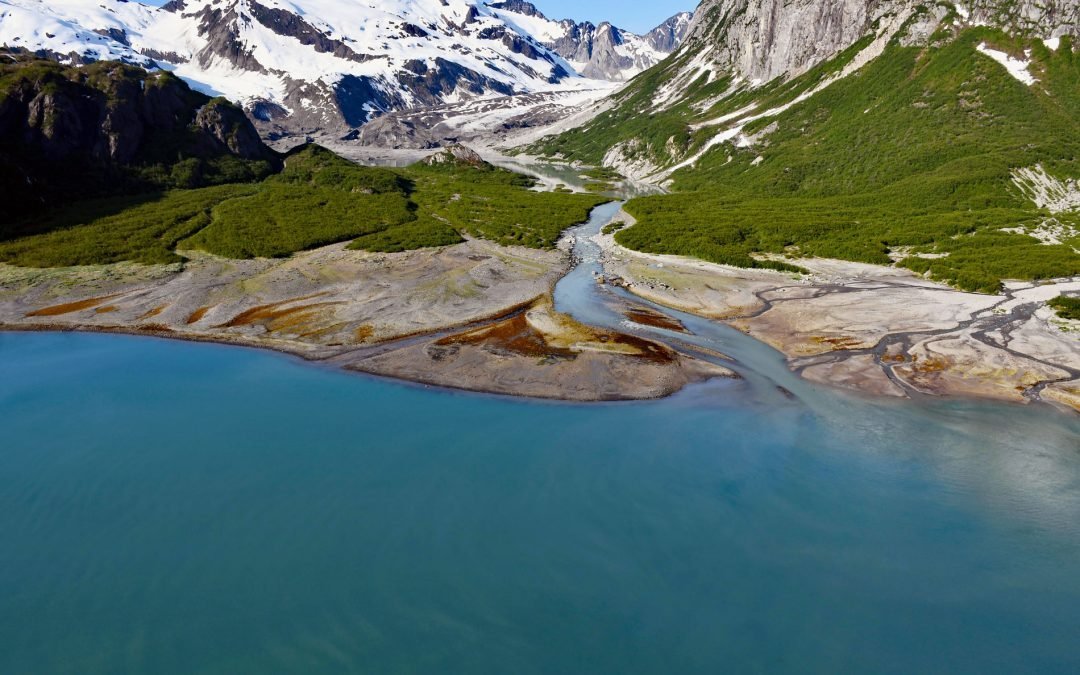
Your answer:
1044,37 -> 1061,51
976,43 -> 1037,86
1012,165 -> 1080,213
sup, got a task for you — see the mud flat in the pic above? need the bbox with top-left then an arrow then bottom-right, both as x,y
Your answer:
0,238 -> 726,401
593,219 -> 1080,412
343,299 -> 732,401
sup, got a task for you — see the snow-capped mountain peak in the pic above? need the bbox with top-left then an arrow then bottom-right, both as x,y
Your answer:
488,1 -> 693,81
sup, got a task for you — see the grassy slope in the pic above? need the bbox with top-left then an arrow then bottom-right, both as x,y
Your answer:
534,25 -> 1080,293
0,146 -> 608,267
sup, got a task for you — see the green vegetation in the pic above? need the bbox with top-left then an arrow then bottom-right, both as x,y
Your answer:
0,145 -> 608,266
539,28 -> 1080,293
0,186 -> 259,266
1049,295 -> 1080,321
363,157 -> 608,251
182,146 -> 419,258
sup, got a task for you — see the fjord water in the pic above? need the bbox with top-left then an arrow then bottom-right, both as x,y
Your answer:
2,330 -> 1080,674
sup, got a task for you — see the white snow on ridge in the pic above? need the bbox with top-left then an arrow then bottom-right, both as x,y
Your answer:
0,0 -> 606,120
976,43 -> 1038,86
1044,37 -> 1061,51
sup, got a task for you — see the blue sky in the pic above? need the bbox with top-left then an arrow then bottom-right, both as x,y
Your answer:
139,1 -> 697,34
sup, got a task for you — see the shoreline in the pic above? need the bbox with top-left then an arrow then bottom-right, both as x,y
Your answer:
2,208 -> 1076,411
590,213 -> 1080,413
0,315 -> 734,404
3,323 -> 1072,415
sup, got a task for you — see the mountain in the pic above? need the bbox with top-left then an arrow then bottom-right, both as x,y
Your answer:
487,2 -> 692,80
534,0 -> 1080,177
0,48 -> 278,226
530,0 -> 1080,293
0,0 -> 690,138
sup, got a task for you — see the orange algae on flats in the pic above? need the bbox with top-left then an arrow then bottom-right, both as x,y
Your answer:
139,305 -> 168,320
354,325 -> 375,343
624,307 -> 689,333
186,306 -> 212,324
25,294 -> 123,317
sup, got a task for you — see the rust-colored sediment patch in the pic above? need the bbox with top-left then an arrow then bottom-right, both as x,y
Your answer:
26,294 -> 122,317
811,335 -> 865,351
95,305 -> 119,314
186,306 -> 212,324
625,308 -> 689,333
139,304 -> 168,320
220,297 -> 341,335
910,356 -> 951,374
437,313 -> 574,360
354,324 -> 375,343
435,312 -> 676,365
139,323 -> 174,333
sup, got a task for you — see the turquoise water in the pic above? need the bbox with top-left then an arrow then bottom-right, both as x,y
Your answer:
2,331 -> 1080,673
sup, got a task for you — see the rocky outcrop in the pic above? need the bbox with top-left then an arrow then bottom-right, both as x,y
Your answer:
644,13 -> 694,52
0,51 -> 278,223
194,98 -> 274,160
965,0 -> 1080,38
421,144 -> 491,168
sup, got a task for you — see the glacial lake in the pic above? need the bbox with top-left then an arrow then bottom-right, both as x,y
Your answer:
2,330 -> 1079,674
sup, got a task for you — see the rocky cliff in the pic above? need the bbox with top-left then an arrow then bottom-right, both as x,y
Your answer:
682,0 -> 1079,83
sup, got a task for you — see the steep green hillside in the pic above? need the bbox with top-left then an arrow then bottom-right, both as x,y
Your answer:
532,22 -> 1080,292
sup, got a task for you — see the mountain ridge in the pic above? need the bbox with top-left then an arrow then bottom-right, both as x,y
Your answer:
0,0 -> 691,137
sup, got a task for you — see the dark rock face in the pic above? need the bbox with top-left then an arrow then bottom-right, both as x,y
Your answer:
248,1 -> 372,63
488,1 -> 544,18
335,75 -> 402,127
194,98 -> 271,160
191,5 -> 265,72
93,28 -> 131,47
397,57 -> 516,108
